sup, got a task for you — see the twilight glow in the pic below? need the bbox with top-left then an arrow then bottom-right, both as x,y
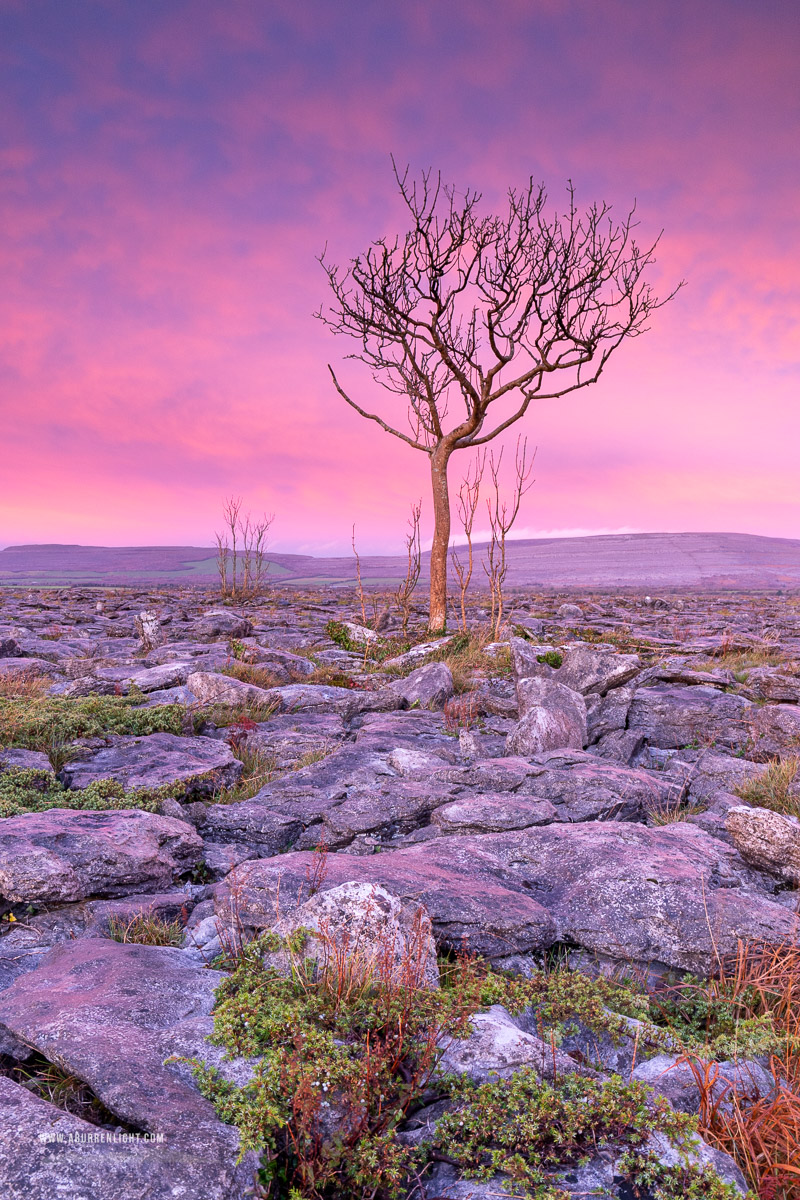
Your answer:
1,0 -> 798,554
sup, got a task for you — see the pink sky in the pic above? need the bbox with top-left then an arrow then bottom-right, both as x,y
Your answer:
1,0 -> 798,555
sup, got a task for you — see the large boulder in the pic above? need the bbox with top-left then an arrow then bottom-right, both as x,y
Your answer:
744,669 -> 800,703
388,662 -> 455,709
431,794 -> 558,834
60,732 -> 243,798
0,940 -> 256,1200
265,881 -> 439,989
585,684 -> 636,743
627,685 -> 752,749
476,821 -> 798,975
214,849 -> 558,961
0,657 -> 63,680
218,821 -> 800,976
0,809 -> 202,903
516,750 -> 667,822
725,805 -> 800,883
555,643 -> 641,696
750,703 -> 800,758
507,677 -> 587,755
188,610 -> 253,640
186,670 -> 276,707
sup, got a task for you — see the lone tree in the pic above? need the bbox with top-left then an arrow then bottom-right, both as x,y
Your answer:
317,166 -> 680,633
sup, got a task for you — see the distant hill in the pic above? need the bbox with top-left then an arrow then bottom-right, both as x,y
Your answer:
2,532 -> 800,590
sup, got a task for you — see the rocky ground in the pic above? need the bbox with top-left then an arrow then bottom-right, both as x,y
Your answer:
0,583 -> 799,1199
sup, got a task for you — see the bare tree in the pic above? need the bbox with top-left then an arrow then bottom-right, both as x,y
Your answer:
483,437 -> 535,637
351,525 -> 368,627
394,500 -> 422,635
450,452 -> 485,633
317,163 -> 680,632
216,497 -> 274,600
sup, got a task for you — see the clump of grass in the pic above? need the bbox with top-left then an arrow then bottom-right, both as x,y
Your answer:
443,693 -> 481,734
107,912 -> 185,946
190,697 -> 279,730
734,758 -> 800,817
212,743 -> 279,805
4,1053 -> 121,1126
705,644 -> 790,671
301,665 -> 364,688
537,649 -> 563,668
658,941 -> 800,1199
0,767 -> 184,817
0,670 -> 51,700
0,693 -> 184,751
221,659 -> 284,690
431,631 -> 512,693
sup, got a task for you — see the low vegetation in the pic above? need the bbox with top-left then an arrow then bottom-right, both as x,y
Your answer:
0,767 -> 185,817
0,693 -> 184,751
734,759 -> 800,818
179,923 -> 751,1200
107,912 -> 185,946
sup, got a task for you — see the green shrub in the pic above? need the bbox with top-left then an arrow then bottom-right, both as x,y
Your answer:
0,767 -> 184,817
0,694 -> 184,751
325,619 -> 356,651
430,1070 -> 738,1199
537,650 -> 563,669
178,941 -> 738,1200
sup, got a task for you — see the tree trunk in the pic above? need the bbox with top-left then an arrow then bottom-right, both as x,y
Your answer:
429,442 -> 453,633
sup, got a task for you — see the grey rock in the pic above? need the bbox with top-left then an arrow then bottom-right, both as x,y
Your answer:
126,661 -> 194,692
340,620 -> 378,645
188,610 -> 253,640
557,603 -> 583,619
628,684 -> 752,749
593,729 -> 646,764
437,1004 -> 587,1084
133,683 -> 198,707
246,644 -> 316,676
432,794 -> 558,834
632,1052 -> 775,1114
134,609 -> 162,651
265,882 -> 439,989
60,732 -> 243,798
0,809 -> 202,903
644,1131 -> 747,1196
0,657 -> 63,679
214,847 -> 558,961
476,820 -> 800,974
383,637 -> 453,670
556,642 -> 641,696
0,749 -> 53,774
507,677 -> 587,755
745,667 -> 800,703
586,683 -> 636,743
387,661 -> 454,709
186,669 -> 276,707
242,712 -> 347,768
725,804 -> 800,883
0,940 -> 257,1200
750,702 -> 800,757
